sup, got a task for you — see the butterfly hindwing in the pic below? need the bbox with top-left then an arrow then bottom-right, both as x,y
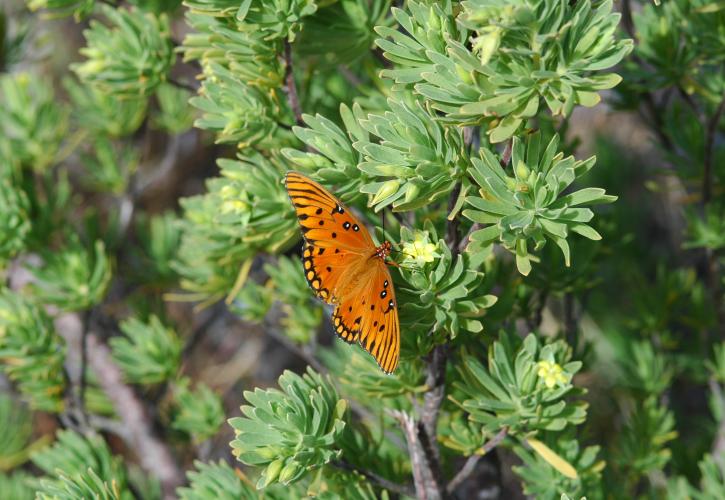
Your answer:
332,260 -> 400,373
301,242 -> 362,304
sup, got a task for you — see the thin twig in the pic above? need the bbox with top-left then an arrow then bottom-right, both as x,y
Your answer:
446,427 -> 508,494
88,415 -> 131,441
335,460 -> 415,498
284,40 -> 303,125
390,410 -> 440,500
264,319 -> 327,374
445,182 -> 462,250
621,0 -> 636,41
703,90 -> 725,205
500,139 -> 513,168
703,91 -> 725,339
168,76 -> 198,93
338,65 -> 363,87
78,309 -> 92,427
85,333 -> 184,499
709,379 -> 725,462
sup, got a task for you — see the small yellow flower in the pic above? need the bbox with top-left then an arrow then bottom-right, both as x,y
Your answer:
221,199 -> 248,214
536,360 -> 568,389
402,231 -> 440,266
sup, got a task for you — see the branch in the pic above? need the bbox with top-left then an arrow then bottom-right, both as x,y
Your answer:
168,76 -> 198,93
85,333 -> 184,499
446,427 -> 508,494
710,379 -> 725,460
335,460 -> 415,498
403,182 -> 467,498
703,90 -> 725,206
703,91 -> 725,340
78,309 -> 92,427
390,410 -> 442,500
284,40 -> 303,125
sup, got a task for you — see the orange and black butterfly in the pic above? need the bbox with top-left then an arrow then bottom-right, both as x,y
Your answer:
285,172 -> 400,373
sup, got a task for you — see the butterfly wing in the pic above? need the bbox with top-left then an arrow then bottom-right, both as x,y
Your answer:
287,171 -> 375,302
285,172 -> 374,252
331,260 -> 400,373
285,171 -> 400,373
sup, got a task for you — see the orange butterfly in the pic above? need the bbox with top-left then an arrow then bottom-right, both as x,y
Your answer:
285,172 -> 400,373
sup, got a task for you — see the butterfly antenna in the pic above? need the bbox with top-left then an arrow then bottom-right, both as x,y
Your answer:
381,209 -> 386,239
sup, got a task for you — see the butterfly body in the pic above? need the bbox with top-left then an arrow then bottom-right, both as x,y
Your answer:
285,172 -> 400,373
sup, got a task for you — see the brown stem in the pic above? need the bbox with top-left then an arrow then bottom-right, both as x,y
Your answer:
703,92 -> 725,339
284,40 -> 303,125
78,309 -> 91,427
621,0 -> 636,41
500,139 -> 513,168
446,427 -> 508,494
390,410 -> 442,500
446,182 -> 462,250
85,333 -> 184,499
710,379 -> 725,458
168,76 -> 198,93
703,91 -> 725,205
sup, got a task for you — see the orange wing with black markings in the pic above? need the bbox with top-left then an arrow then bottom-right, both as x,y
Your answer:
285,171 -> 400,373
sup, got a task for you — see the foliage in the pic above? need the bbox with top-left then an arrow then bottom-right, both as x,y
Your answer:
463,132 -> 616,275
73,5 -> 174,97
455,332 -> 586,435
171,377 -> 225,443
27,239 -> 112,312
0,289 -> 66,412
0,72 -> 67,172
110,315 -> 182,384
0,175 -> 31,265
377,0 -> 632,139
229,368 -> 347,488
513,435 -> 604,500
397,224 -> 497,341
177,460 -> 255,500
31,430 -> 133,499
0,394 -> 36,471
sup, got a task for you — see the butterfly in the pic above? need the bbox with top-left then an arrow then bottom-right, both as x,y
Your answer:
284,171 -> 400,374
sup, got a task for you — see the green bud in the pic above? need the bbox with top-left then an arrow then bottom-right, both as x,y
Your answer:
515,160 -> 530,180
265,458 -> 284,485
472,28 -> 501,65
372,179 -> 400,205
278,461 -> 299,484
404,181 -> 421,203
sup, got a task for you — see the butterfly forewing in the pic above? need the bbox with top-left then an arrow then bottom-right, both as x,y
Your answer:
285,171 -> 401,373
285,172 -> 374,251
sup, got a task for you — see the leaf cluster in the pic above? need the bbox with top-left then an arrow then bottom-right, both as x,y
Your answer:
229,368 -> 347,488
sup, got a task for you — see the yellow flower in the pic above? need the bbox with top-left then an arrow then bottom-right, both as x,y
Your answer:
402,231 -> 440,266
536,360 -> 568,389
221,199 -> 248,214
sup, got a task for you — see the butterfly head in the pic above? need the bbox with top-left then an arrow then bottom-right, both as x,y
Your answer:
375,241 -> 393,260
